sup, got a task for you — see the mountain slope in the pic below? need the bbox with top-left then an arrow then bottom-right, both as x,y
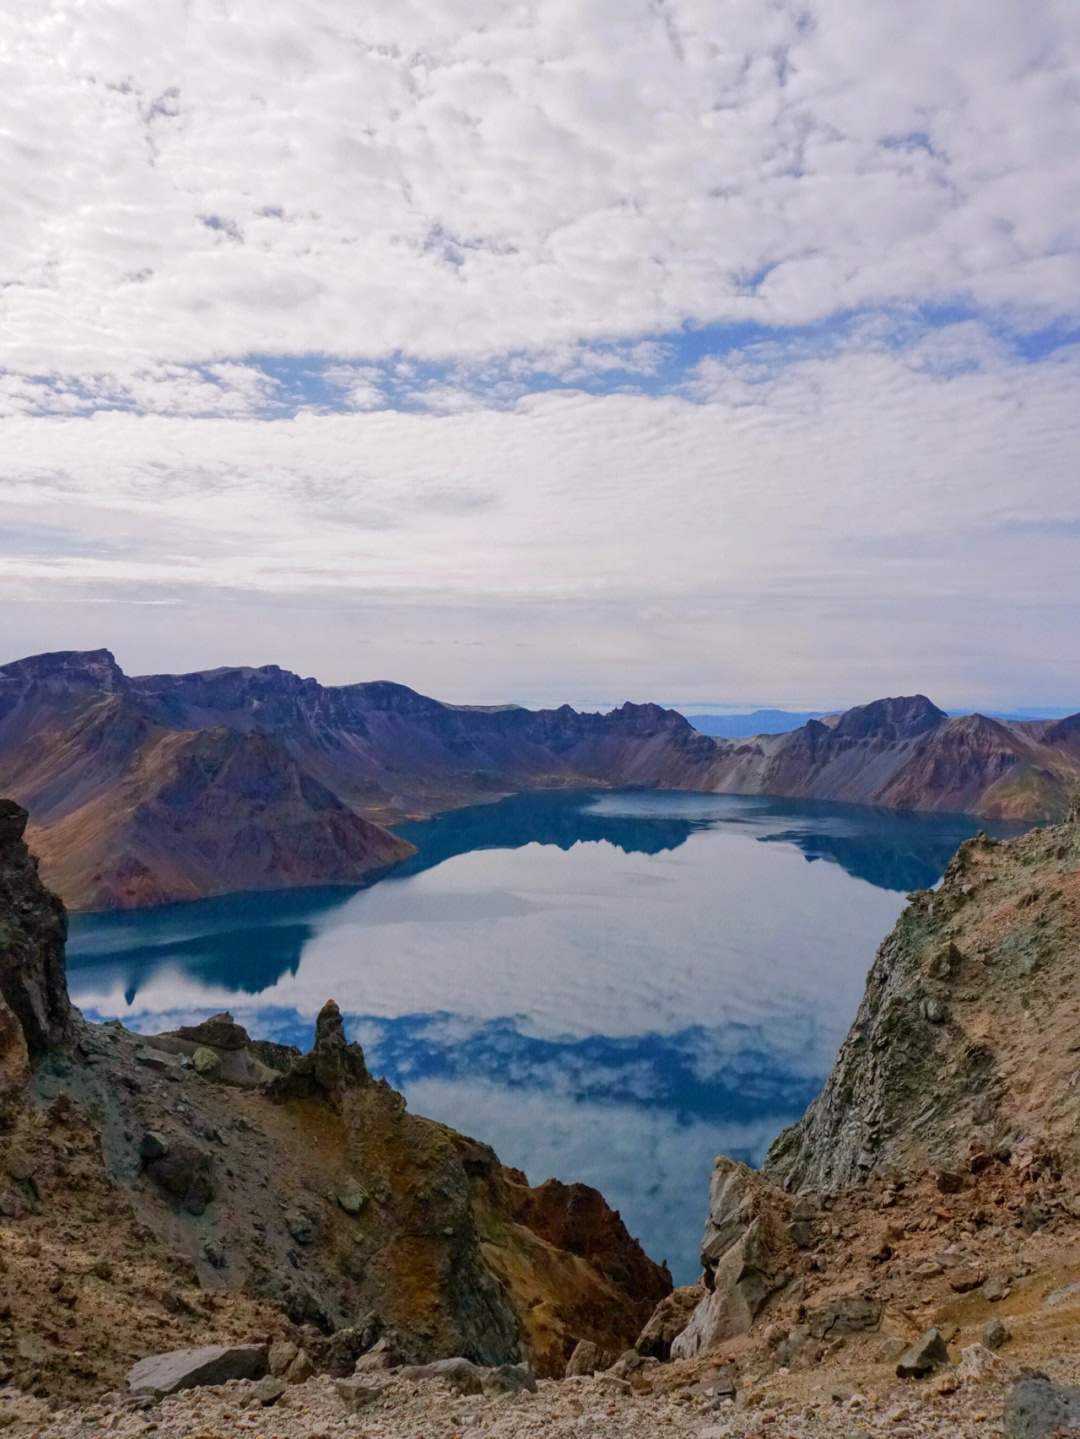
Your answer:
705,698 -> 1080,818
0,673 -> 414,910
2,649 -> 1080,909
764,795 -> 1080,1191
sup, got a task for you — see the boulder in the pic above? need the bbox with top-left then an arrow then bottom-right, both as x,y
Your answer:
267,1339 -> 298,1377
635,1282 -> 706,1360
284,1349 -> 315,1384
139,1132 -> 169,1163
398,1358 -> 484,1394
285,1209 -> 316,1244
607,1349 -> 650,1378
1003,1377 -> 1080,1439
174,1012 -> 249,1050
689,1365 -> 737,1402
334,1377 -> 383,1412
192,1047 -> 222,1079
325,1322 -> 380,1376
336,1176 -> 368,1214
896,1327 -> 949,1378
958,1342 -> 1014,1385
143,1145 -> 214,1215
482,1363 -> 537,1395
983,1318 -> 1010,1350
670,1158 -> 794,1360
354,1336 -> 405,1373
565,1340 -> 600,1376
251,1377 -> 286,1406
806,1292 -> 881,1339
126,1344 -> 267,1398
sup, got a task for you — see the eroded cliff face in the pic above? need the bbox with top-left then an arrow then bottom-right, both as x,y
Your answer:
764,802 -> 1080,1193
655,801 -> 1080,1371
0,800 -> 70,1080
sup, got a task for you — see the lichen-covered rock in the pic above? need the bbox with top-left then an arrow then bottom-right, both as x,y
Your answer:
765,812 -> 1080,1189
896,1327 -> 949,1378
191,1047 -> 222,1079
1003,1377 -> 1080,1438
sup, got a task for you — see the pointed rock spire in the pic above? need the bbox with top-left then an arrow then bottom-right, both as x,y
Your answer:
264,998 -> 368,1109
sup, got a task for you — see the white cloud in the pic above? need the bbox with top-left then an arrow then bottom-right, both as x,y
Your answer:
2,0 -> 1080,377
4,327 -> 1080,705
3,2 -> 1080,706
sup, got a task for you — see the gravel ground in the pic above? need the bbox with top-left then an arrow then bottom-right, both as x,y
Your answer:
9,1360 -> 1080,1439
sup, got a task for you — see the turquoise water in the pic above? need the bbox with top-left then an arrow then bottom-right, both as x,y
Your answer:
66,791 -> 1022,1282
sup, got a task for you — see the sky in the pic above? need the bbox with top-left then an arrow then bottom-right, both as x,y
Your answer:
4,0 -> 1080,709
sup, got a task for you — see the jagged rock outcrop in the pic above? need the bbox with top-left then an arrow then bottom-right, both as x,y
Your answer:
91,1002 -> 671,1374
448,1132 -> 672,1375
669,1158 -> 797,1360
0,799 -> 70,1080
264,999 -> 370,1108
764,800 -> 1080,1192
634,1282 -> 706,1359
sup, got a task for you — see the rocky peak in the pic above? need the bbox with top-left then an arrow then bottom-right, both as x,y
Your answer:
338,680 -> 447,719
603,701 -> 695,735
313,997 -> 348,1048
0,648 -> 125,695
830,694 -> 947,743
0,799 -> 71,1080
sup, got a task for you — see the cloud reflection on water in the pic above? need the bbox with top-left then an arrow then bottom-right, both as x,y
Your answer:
66,792 -> 1023,1282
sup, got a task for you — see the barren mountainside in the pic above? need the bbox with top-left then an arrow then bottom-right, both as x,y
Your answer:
764,794 -> 1080,1193
2,648 -> 1079,909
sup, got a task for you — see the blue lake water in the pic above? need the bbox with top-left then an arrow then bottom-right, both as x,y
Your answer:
65,791 -> 1023,1283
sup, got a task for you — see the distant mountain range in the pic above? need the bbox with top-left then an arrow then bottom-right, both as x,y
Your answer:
2,649 -> 1079,910
690,706 -> 1079,738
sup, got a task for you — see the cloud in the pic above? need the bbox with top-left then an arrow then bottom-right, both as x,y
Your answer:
4,323 -> 1080,704
2,0 -> 1080,382
3,2 -> 1080,706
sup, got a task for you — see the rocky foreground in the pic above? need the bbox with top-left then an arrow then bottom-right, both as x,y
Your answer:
3,794 -> 1080,1435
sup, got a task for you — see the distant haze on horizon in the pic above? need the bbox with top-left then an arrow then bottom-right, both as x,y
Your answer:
4,2 -> 1080,709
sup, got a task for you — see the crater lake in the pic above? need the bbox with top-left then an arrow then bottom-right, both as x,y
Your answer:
65,791 -> 1023,1282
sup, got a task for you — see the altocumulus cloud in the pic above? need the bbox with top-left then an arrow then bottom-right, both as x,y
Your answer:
3,0 -> 1080,704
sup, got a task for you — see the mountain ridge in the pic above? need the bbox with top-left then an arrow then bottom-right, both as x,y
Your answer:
3,649 -> 1080,909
